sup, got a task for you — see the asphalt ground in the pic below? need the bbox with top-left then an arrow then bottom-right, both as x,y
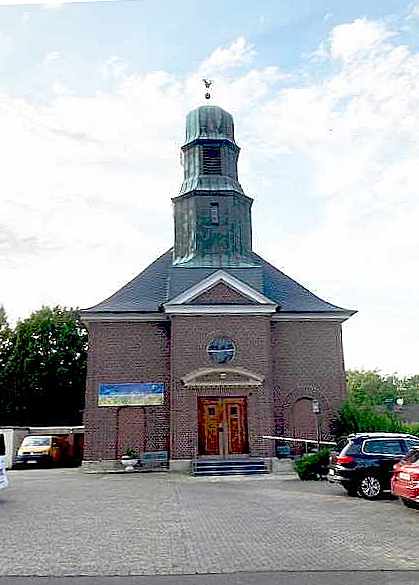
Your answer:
0,468 -> 418,580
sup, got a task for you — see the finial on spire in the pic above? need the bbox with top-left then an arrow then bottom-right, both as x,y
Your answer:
202,78 -> 213,100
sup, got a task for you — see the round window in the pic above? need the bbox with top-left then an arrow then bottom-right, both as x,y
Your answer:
207,337 -> 236,364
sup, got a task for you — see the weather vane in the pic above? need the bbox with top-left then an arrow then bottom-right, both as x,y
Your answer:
202,78 -> 213,100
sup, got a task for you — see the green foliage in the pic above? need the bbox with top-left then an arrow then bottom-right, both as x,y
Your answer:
332,370 -> 419,439
294,449 -> 331,481
334,401 -> 403,436
123,448 -> 138,458
347,370 -> 419,407
0,306 -> 87,426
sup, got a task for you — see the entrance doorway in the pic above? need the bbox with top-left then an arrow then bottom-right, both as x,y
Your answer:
198,397 -> 248,456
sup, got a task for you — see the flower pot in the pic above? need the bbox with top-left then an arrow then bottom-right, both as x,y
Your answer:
121,457 -> 138,472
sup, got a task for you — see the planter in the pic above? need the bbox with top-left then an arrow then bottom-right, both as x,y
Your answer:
120,457 -> 138,472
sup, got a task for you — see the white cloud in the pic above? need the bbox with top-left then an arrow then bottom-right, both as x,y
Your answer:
1,23 -> 419,375
328,18 -> 396,61
43,51 -> 61,64
409,2 -> 419,19
200,37 -> 256,75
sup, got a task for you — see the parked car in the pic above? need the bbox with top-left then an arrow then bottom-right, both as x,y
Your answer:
0,433 -> 8,491
15,434 -> 83,467
328,432 -> 419,499
391,447 -> 419,509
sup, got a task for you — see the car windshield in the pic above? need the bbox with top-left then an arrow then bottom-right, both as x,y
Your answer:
22,437 -> 51,447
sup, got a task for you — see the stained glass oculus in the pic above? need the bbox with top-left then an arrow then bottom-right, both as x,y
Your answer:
207,338 -> 236,364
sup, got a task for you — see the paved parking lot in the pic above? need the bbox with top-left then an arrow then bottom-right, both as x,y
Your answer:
0,469 -> 418,577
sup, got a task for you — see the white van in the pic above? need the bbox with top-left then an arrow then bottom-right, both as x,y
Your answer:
0,433 -> 8,490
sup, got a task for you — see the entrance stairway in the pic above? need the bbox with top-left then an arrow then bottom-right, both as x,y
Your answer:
192,457 -> 268,477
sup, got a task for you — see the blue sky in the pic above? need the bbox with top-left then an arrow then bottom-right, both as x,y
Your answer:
1,0 -> 419,375
0,0 -> 415,97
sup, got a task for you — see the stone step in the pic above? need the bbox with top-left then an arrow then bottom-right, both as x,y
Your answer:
195,458 -> 265,467
193,468 -> 269,477
192,457 -> 268,476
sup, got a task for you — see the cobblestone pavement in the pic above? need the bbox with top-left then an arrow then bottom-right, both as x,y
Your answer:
0,469 -> 418,577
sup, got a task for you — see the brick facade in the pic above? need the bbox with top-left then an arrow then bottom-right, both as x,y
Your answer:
170,314 -> 275,459
83,321 -> 170,461
190,282 -> 257,305
83,311 -> 347,465
271,321 -> 346,440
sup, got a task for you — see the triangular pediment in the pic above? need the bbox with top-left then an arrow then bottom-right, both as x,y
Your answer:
190,281 -> 258,305
164,270 -> 277,307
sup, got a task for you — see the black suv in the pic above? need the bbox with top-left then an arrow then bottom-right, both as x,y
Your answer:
328,433 -> 419,499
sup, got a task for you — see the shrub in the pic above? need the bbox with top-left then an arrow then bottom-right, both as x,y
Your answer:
294,448 -> 331,481
333,401 -> 419,438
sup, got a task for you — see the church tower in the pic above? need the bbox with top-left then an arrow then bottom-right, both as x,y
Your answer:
172,106 -> 258,267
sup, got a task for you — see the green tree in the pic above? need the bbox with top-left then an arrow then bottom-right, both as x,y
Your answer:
1,306 -> 87,426
332,370 -> 419,438
0,306 -> 13,420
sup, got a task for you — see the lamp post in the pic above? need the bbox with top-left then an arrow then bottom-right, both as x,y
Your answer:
312,399 -> 320,450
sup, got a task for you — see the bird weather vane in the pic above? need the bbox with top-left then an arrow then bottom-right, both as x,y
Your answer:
202,78 -> 213,100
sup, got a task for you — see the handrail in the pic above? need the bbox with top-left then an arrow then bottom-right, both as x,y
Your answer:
262,435 -> 337,446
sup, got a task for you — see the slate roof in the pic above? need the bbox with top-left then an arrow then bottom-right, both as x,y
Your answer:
82,249 -> 355,316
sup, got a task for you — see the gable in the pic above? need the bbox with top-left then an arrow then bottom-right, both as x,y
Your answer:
190,282 -> 257,305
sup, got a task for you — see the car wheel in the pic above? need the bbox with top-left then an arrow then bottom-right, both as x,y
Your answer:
358,475 -> 382,500
401,497 -> 419,510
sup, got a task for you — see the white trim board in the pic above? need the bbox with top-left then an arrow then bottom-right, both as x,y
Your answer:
271,312 -> 354,322
164,304 -> 277,315
81,313 -> 168,323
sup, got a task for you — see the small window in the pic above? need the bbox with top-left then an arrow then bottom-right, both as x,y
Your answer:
208,407 -> 216,416
210,203 -> 219,225
202,145 -> 222,175
230,406 -> 238,416
363,439 -> 404,455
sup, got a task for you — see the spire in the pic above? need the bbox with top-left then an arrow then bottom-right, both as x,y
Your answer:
172,105 -> 258,268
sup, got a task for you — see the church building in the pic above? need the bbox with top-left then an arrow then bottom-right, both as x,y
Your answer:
81,104 -> 355,472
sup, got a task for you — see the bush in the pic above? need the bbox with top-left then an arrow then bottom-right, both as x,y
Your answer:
333,401 -> 419,438
294,448 -> 331,481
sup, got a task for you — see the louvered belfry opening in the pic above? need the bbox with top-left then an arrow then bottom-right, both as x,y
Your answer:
202,145 -> 222,175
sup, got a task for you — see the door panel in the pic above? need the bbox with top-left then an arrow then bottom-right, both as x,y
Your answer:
225,399 -> 248,455
198,399 -> 221,456
198,397 -> 248,456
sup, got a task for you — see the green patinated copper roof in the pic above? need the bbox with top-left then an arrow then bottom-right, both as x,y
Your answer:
184,105 -> 236,145
178,174 -> 245,196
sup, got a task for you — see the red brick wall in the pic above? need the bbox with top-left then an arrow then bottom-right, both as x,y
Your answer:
170,314 -> 275,459
83,316 -> 348,463
83,321 -> 170,461
271,321 -> 347,440
190,282 -> 257,304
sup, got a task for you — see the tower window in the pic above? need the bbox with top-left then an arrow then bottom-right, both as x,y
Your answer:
202,145 -> 222,175
210,203 -> 219,225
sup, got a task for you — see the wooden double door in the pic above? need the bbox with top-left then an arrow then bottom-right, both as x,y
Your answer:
198,397 -> 248,456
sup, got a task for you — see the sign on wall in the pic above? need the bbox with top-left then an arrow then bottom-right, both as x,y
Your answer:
98,383 -> 165,407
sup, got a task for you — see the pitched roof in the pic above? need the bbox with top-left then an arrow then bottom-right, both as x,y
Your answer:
82,248 -> 355,317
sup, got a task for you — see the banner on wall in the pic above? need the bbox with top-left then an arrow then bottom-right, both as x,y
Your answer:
98,383 -> 165,407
